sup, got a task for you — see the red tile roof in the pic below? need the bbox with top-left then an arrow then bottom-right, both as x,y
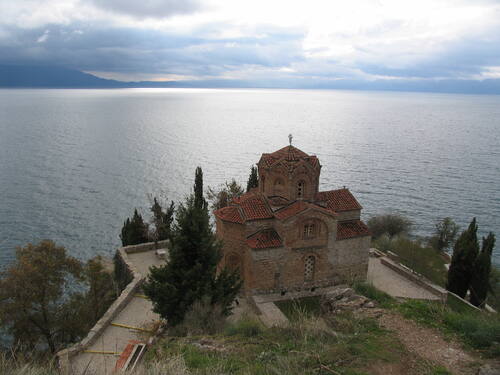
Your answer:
236,194 -> 273,221
216,188 -> 361,224
216,192 -> 273,223
260,145 -> 320,169
337,220 -> 370,240
214,206 -> 244,224
246,228 -> 283,249
274,200 -> 337,221
274,201 -> 308,220
316,188 -> 362,212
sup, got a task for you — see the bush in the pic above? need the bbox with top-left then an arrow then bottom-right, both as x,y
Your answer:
367,214 -> 412,239
169,298 -> 226,336
444,312 -> 500,351
225,315 -> 263,337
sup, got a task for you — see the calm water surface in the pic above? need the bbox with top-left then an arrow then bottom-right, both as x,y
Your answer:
0,88 -> 499,268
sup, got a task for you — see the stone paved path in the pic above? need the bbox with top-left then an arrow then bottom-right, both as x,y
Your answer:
367,257 -> 440,300
69,249 -> 166,375
70,295 -> 158,375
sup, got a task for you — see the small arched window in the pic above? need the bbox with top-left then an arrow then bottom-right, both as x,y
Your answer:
297,180 -> 306,198
304,256 -> 315,281
303,223 -> 315,239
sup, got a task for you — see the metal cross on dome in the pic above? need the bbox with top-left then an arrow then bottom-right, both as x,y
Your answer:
288,133 -> 293,146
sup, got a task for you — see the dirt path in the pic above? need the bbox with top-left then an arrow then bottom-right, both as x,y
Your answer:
377,312 -> 477,374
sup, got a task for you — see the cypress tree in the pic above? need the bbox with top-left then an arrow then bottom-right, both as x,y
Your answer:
470,232 -> 496,307
446,218 -> 479,298
120,209 -> 148,246
150,198 -> 175,242
194,166 -> 205,209
120,218 -> 131,246
246,165 -> 259,192
143,168 -> 241,326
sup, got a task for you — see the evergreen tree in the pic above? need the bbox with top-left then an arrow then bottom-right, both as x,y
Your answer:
150,197 -> 175,242
120,209 -> 148,246
246,165 -> 259,192
470,232 -> 496,307
446,218 -> 480,298
143,168 -> 241,326
194,166 -> 205,209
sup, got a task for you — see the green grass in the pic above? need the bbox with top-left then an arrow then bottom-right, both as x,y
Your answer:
397,299 -> 500,357
149,311 -> 434,374
446,292 -> 478,314
225,315 -> 263,337
355,282 -> 500,357
373,235 -> 448,287
274,296 -> 322,321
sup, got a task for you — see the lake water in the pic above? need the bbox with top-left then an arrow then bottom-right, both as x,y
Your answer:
0,88 -> 499,269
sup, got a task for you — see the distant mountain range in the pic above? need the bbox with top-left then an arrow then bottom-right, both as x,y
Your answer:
1,65 -> 500,94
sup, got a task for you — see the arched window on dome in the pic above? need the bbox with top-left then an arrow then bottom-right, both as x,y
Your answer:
304,255 -> 315,281
297,180 -> 306,199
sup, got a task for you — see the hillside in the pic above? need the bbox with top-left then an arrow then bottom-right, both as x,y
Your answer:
2,284 -> 499,374
0,65 -> 130,88
140,286 -> 499,375
2,65 -> 500,93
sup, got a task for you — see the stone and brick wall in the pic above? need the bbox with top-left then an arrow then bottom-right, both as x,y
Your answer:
329,236 -> 370,282
335,209 -> 361,221
258,162 -> 320,201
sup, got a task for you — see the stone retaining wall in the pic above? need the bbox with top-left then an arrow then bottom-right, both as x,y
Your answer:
56,240 -> 168,374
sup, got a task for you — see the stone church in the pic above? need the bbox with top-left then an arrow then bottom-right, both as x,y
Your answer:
214,143 -> 371,295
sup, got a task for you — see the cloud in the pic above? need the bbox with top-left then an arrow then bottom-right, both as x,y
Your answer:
0,23 -> 306,82
1,0 -> 500,88
87,0 -> 202,19
36,30 -> 49,43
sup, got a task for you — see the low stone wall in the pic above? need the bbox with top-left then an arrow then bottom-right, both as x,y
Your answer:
56,240 -> 168,374
374,249 -> 495,313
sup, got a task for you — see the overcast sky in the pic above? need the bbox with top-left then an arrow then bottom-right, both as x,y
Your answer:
1,0 -> 500,86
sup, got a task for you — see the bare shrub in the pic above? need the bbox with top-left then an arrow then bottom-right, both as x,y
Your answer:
368,214 -> 412,239
169,297 -> 226,336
